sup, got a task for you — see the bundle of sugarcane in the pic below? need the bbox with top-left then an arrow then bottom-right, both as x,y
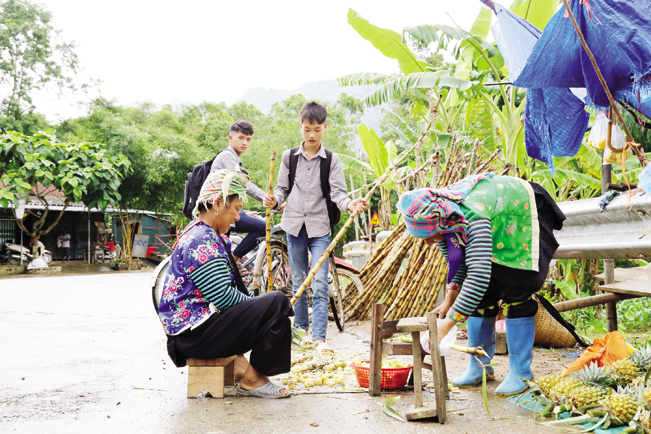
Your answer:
344,137 -> 501,321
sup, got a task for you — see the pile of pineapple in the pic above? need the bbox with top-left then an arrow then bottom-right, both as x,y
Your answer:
531,345 -> 651,431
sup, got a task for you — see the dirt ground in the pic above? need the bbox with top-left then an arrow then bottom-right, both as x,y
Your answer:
0,265 -> 578,434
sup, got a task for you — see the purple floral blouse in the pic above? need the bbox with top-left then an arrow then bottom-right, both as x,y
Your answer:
158,222 -> 238,335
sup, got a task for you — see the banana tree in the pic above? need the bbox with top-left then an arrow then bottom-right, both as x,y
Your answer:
339,1 -> 559,176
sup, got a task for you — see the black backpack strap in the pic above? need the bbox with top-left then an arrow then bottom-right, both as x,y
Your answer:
534,293 -> 589,348
287,147 -> 300,197
320,148 -> 332,199
320,149 -> 340,246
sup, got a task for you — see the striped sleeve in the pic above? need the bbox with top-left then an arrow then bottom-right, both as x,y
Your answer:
436,240 -> 468,286
449,218 -> 493,320
189,256 -> 252,310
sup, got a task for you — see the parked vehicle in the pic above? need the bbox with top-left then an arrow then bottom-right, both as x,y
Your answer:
95,244 -> 121,263
1,240 -> 52,265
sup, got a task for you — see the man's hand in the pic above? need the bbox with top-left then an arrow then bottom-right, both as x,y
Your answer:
280,203 -> 286,214
263,194 -> 277,208
347,198 -> 369,213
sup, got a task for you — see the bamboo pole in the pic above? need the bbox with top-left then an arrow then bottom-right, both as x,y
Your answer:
290,123 -> 434,306
265,150 -> 276,290
561,0 -> 646,166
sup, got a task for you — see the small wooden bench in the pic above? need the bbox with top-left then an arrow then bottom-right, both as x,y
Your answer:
369,304 -> 447,423
186,356 -> 236,398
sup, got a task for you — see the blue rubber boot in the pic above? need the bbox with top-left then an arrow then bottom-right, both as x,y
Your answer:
495,317 -> 535,396
452,316 -> 496,388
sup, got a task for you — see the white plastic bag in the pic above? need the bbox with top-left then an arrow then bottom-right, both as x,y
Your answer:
587,111 -> 609,150
603,123 -> 630,165
27,257 -> 48,270
420,318 -> 457,357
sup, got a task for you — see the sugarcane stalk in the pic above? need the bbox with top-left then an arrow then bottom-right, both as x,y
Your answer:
349,174 -> 361,240
450,344 -> 489,358
560,0 -> 645,166
265,150 -> 276,290
290,124 -> 433,306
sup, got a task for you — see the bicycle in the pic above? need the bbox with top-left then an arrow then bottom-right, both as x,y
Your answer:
252,223 -> 364,332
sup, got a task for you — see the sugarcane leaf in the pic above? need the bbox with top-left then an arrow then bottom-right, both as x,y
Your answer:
482,367 -> 492,417
644,364 -> 651,387
572,413 -> 609,433
382,396 -> 406,422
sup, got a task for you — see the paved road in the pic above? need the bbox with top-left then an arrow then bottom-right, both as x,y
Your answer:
1,270 -> 561,434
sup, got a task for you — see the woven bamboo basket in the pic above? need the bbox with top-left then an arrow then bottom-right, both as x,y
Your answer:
533,298 -> 577,348
495,298 -> 577,349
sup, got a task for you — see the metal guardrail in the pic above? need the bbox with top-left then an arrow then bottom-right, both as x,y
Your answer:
554,189 -> 651,260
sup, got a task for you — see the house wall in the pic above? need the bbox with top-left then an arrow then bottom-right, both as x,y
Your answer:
112,214 -> 173,256
0,208 -> 100,261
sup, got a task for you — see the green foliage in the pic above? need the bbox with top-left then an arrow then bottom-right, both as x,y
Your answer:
0,0 -> 81,133
509,0 -> 558,31
0,130 -> 129,210
0,130 -> 128,254
57,99 -> 203,213
347,8 -> 427,75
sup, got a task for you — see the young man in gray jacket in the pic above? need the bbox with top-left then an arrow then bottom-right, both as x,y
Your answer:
211,120 -> 266,262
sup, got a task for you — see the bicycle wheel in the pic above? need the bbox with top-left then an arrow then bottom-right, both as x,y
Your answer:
328,257 -> 345,332
260,243 -> 293,296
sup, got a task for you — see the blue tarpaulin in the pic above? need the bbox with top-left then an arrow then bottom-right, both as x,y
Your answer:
480,0 -> 590,170
515,0 -> 651,111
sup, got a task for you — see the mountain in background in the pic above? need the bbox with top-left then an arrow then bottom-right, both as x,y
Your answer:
236,79 -> 384,145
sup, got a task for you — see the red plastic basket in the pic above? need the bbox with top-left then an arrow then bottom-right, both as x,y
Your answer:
352,360 -> 413,389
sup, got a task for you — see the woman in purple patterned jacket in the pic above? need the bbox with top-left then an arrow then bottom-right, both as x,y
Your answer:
158,169 -> 293,399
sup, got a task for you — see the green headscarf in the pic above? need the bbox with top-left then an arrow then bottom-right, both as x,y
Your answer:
192,169 -> 250,220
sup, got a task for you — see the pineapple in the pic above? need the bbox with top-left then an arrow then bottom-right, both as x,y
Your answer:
536,374 -> 562,396
644,388 -> 651,407
549,378 -> 584,402
640,409 -> 651,431
567,385 -> 609,410
609,358 -> 640,385
570,362 -> 616,388
601,393 -> 639,425
631,345 -> 651,373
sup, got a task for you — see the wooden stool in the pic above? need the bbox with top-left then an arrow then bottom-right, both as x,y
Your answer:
369,304 -> 447,423
186,356 -> 236,398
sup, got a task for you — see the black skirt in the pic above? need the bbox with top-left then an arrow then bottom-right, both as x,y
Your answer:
167,291 -> 294,376
473,182 -> 566,318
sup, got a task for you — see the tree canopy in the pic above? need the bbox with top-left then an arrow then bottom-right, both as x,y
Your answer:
0,0 -> 81,135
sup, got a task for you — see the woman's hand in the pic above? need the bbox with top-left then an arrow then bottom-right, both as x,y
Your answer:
433,299 -> 453,319
433,284 -> 460,319
437,317 -> 457,344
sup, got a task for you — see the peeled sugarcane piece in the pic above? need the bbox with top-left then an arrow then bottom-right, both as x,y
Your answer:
450,344 -> 489,358
291,360 -> 327,374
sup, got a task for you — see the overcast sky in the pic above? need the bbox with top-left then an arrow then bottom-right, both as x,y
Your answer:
35,0 -> 484,121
